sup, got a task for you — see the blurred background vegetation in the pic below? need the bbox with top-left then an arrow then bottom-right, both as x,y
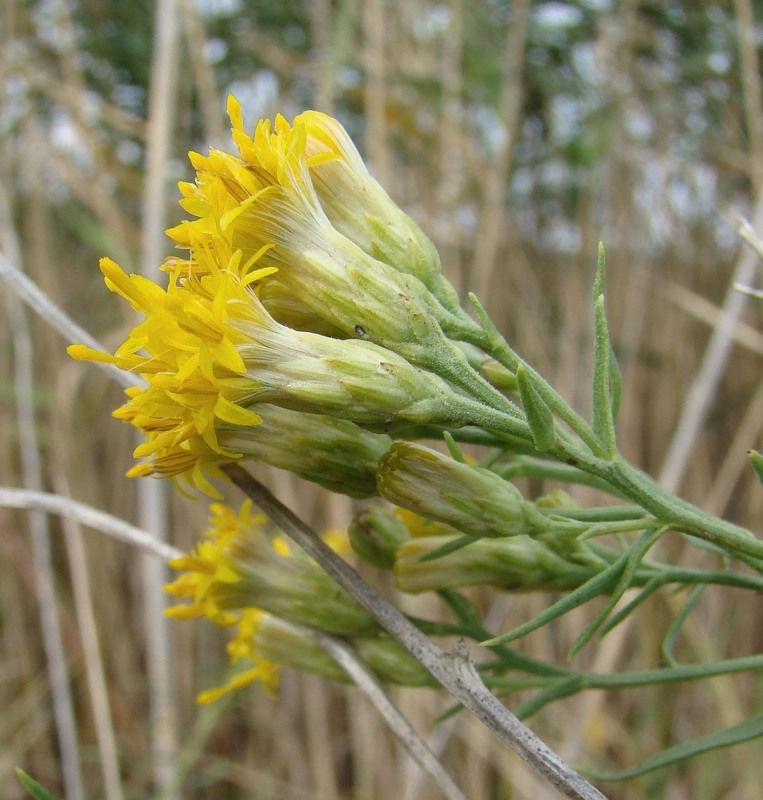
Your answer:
2,0 -> 762,798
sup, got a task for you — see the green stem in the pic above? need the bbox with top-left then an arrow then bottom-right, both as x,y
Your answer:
464,304 -> 605,456
590,543 -> 763,592
593,456 -> 763,563
542,505 -> 648,522
474,401 -> 763,563
496,456 -> 624,496
582,652 -> 763,689
514,652 -> 763,719
465,299 -> 763,564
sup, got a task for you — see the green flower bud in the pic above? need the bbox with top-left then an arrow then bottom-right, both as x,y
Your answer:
252,616 -> 432,687
479,357 -> 518,393
536,488 -> 577,509
218,405 -> 390,498
348,506 -> 411,568
394,534 -> 602,594
377,442 -> 545,538
295,109 -> 462,313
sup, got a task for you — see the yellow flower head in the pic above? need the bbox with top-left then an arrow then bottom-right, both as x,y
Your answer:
166,501 -> 375,636
196,608 -> 281,704
69,96 -> 482,493
169,96 -> 462,362
164,501 -> 267,624
68,253 -> 273,495
70,250 -> 469,495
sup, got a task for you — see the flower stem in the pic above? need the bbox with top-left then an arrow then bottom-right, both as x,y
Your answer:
592,456 -> 763,564
466,291 -> 763,565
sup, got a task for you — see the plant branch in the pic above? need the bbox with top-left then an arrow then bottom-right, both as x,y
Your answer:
222,464 -> 608,800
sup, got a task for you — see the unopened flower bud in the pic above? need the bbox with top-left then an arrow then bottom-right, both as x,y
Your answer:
377,442 -> 545,538
348,506 -> 411,568
218,405 -> 390,498
479,357 -> 518,393
394,534 -> 602,594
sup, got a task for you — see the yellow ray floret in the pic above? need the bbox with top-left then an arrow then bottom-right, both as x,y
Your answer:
68,253 -> 271,492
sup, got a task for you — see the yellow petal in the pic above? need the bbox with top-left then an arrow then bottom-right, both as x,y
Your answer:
67,344 -> 114,363
100,257 -> 165,313
215,395 -> 262,427
227,94 -> 244,131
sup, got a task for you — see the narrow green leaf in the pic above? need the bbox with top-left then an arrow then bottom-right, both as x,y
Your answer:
481,559 -> 624,647
662,586 -> 705,667
515,675 -> 585,719
520,364 -> 605,456
592,267 -> 617,457
417,534 -> 475,562
568,526 -> 666,657
593,241 -> 606,298
608,340 -> 622,423
443,431 -> 467,463
437,589 -> 485,627
748,449 -> 763,485
516,366 -> 556,451
598,573 -> 668,636
497,456 -> 623,495
467,292 -> 520,371
15,769 -> 59,800
585,712 -> 763,781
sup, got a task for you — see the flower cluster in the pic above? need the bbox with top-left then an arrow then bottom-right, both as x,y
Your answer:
350,500 -> 607,595
66,95 -> 763,785
68,96 -> 502,495
166,501 -> 429,701
72,97 -> 634,699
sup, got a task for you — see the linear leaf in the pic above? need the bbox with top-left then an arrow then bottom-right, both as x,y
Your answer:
516,366 -> 556,451
585,712 -> 763,781
16,770 -> 59,800
591,244 -> 617,457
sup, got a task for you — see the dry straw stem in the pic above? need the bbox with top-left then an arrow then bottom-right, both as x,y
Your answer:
0,187 -> 85,800
50,478 -> 126,800
658,205 -> 763,493
0,252 -> 138,389
223,464 -> 609,800
138,0 -> 181,793
470,0 -> 530,302
0,488 -> 182,561
659,0 -> 763,493
305,630 -> 468,800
